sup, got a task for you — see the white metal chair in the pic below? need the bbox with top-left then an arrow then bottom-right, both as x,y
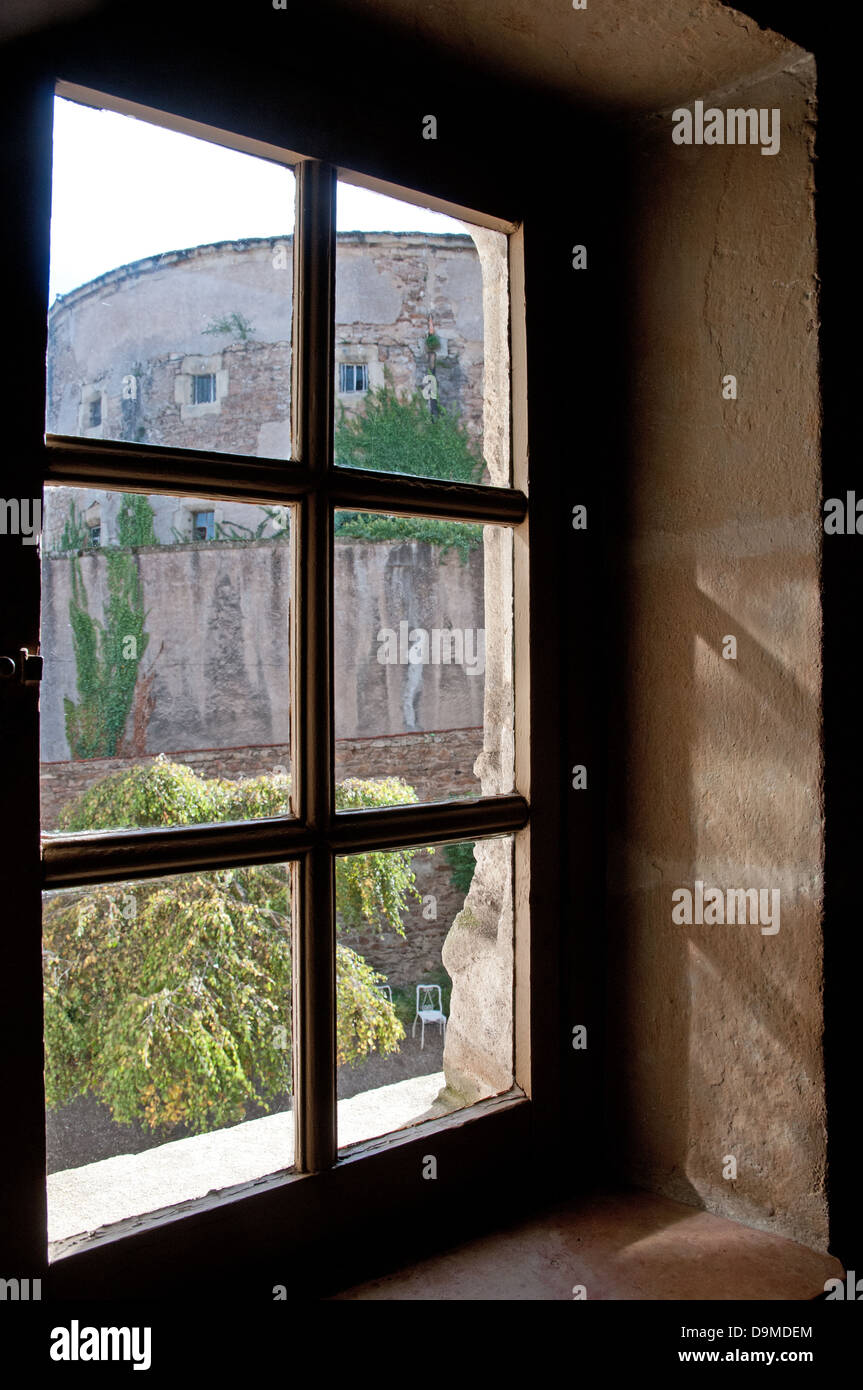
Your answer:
412,983 -> 446,1049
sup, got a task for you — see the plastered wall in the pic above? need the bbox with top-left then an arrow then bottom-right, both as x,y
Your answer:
39,539 -> 486,760
605,58 -> 826,1249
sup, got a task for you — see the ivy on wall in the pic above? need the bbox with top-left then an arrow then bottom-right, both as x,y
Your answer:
116,492 -> 158,547
334,511 -> 481,561
62,496 -> 153,760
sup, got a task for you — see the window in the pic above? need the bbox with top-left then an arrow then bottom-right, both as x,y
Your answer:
192,508 -> 215,540
339,362 -> 368,393
88,398 -> 101,427
30,81 -> 532,1283
88,525 -> 100,547
192,373 -> 217,405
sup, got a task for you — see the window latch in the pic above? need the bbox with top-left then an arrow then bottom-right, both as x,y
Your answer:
0,648 -> 43,684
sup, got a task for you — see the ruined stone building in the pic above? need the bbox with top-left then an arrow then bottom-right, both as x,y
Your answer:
46,231 -> 484,479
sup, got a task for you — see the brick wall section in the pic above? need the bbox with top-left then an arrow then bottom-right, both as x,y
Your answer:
144,341 -> 292,457
40,728 -> 483,988
333,728 -> 482,801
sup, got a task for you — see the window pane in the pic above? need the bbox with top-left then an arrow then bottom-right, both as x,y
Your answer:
334,181 -> 510,486
44,863 -> 294,1253
334,512 -> 513,806
47,95 -> 295,460
335,835 -> 514,1152
40,487 -> 293,834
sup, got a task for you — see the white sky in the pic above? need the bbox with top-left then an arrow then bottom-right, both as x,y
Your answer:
49,97 -> 465,301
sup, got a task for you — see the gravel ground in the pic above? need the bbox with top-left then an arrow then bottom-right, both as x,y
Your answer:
46,1028 -> 446,1174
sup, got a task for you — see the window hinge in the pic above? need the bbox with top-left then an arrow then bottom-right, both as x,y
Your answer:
0,648 -> 43,684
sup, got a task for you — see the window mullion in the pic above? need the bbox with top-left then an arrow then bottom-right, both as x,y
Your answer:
292,160 -> 337,1173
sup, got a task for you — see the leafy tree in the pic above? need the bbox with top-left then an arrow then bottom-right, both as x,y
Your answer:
45,762 -> 428,1132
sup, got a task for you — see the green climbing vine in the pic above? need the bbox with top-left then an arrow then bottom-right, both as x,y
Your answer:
116,492 -> 158,547
63,496 -> 153,759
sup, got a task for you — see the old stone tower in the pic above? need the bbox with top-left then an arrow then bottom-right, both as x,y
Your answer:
46,231 -> 484,471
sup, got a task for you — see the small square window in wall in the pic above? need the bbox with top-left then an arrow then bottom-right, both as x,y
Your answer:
88,526 -> 101,547
339,363 -> 368,393
193,510 -> 215,541
192,373 -> 217,405
78,390 -> 105,437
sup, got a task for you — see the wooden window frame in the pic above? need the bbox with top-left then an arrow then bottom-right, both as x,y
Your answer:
1,76 -> 557,1294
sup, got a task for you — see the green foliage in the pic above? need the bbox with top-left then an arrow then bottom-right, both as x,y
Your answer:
202,311 -> 255,341
116,493 -> 158,547
46,763 -> 420,1128
63,551 -> 149,760
443,840 -> 476,895
336,945 -> 404,1068
334,777 -> 432,936
43,865 -> 293,1132
61,494 -> 155,760
56,758 -> 285,832
334,512 -> 481,562
334,377 -> 483,484
58,500 -> 89,553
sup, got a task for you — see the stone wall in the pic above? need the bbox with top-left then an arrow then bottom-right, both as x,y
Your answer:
39,538 -> 486,761
605,61 -> 826,1250
46,232 -> 484,464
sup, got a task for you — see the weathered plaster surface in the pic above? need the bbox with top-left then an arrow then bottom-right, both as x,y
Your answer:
342,0 -> 805,114
606,60 -> 825,1248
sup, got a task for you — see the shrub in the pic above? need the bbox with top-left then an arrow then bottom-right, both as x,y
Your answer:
44,761 -> 434,1130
